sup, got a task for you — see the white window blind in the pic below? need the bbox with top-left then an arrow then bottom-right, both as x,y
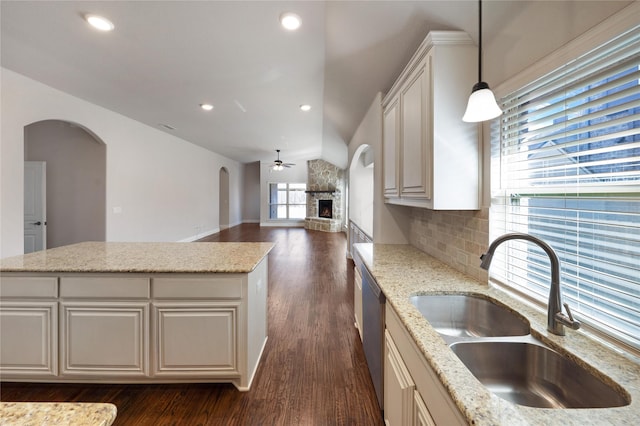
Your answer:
491,25 -> 640,350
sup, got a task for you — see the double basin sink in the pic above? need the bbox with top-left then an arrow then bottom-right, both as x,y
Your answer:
409,294 -> 630,409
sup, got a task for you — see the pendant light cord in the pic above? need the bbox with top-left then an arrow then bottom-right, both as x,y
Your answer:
478,0 -> 483,83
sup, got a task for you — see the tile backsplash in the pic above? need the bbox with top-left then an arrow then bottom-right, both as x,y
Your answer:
409,207 -> 490,283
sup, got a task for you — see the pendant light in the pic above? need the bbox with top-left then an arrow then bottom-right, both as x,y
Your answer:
462,0 -> 503,122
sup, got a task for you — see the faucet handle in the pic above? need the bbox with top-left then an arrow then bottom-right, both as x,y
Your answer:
563,303 -> 576,321
556,303 -> 582,330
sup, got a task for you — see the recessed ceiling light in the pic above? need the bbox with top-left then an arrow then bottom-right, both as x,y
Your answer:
280,12 -> 301,31
300,104 -> 311,112
200,103 -> 214,111
85,14 -> 115,32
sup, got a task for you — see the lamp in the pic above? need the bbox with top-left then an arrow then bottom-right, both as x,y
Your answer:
462,0 -> 502,122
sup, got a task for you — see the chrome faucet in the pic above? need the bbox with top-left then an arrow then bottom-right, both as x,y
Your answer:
480,232 -> 581,336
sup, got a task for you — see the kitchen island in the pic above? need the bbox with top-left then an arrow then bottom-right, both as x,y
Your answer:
0,241 -> 274,391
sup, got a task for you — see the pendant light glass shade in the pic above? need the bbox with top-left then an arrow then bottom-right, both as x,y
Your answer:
462,82 -> 503,122
463,0 -> 502,123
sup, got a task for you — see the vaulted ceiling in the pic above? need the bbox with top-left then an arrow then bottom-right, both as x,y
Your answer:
1,1 -> 632,168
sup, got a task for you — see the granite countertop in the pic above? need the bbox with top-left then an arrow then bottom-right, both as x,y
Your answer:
0,242 -> 275,274
354,243 -> 640,426
0,402 -> 116,426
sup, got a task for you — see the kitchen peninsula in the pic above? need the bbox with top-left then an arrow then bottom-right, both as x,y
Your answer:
0,241 -> 274,391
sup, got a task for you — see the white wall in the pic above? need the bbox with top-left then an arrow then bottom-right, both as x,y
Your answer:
259,162 -> 308,227
347,92 -> 410,244
321,124 -> 349,170
1,69 -> 243,258
485,0 -> 632,88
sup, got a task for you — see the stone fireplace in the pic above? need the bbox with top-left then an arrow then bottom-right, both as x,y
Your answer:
304,159 -> 344,233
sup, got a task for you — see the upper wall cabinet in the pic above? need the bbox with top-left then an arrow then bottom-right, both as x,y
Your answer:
382,31 -> 480,210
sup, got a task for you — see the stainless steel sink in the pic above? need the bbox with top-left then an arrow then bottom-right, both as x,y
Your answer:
409,294 -> 530,337
450,341 -> 631,408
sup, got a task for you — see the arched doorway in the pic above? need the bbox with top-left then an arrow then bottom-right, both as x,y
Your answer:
348,144 -> 374,254
219,167 -> 230,230
24,120 -> 106,252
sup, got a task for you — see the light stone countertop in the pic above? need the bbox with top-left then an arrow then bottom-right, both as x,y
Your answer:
0,402 -> 116,426
0,242 -> 275,274
354,243 -> 640,426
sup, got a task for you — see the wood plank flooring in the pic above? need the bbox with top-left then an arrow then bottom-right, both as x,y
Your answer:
1,224 -> 384,425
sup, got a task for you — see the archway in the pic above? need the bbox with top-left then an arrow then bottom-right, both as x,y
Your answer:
24,120 -> 106,251
219,167 -> 230,230
348,144 -> 374,253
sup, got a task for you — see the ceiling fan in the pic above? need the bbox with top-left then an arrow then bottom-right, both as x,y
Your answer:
271,149 -> 295,171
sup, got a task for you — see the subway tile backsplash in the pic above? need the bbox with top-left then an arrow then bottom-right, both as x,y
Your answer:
408,207 -> 489,283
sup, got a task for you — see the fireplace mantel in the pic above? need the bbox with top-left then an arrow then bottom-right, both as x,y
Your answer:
304,190 -> 336,194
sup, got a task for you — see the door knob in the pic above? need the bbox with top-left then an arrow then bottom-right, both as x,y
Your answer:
33,221 -> 42,226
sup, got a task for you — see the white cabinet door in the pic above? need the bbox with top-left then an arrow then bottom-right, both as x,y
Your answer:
400,58 -> 431,200
381,31 -> 478,210
354,266 -> 363,341
0,301 -> 58,377
384,330 -> 416,426
383,96 -> 400,197
153,303 -> 238,377
386,304 -> 467,426
414,390 -> 437,426
61,302 -> 149,377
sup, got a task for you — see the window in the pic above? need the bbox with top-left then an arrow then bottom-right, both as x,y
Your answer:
269,183 -> 307,219
491,26 -> 640,351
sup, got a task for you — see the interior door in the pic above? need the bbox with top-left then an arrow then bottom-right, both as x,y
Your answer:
219,167 -> 229,230
24,161 -> 46,253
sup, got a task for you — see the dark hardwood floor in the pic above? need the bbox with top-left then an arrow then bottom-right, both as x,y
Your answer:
1,224 -> 383,425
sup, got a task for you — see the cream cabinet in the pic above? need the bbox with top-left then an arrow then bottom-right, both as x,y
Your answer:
59,276 -> 150,377
384,330 -> 417,426
0,277 -> 58,377
383,96 -> 400,197
151,275 -> 244,378
153,303 -> 238,377
0,302 -> 58,377
354,266 -> 363,340
61,301 -> 149,377
382,31 -> 480,210
385,304 -> 465,426
399,56 -> 430,199
413,390 -> 437,426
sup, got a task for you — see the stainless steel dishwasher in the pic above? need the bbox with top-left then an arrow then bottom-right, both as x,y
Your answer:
361,264 -> 385,411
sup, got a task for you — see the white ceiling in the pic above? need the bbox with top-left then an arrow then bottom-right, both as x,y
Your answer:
1,1 -> 632,167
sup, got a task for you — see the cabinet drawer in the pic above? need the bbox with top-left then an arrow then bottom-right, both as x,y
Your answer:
61,277 -> 149,299
153,276 -> 243,299
0,277 -> 58,298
